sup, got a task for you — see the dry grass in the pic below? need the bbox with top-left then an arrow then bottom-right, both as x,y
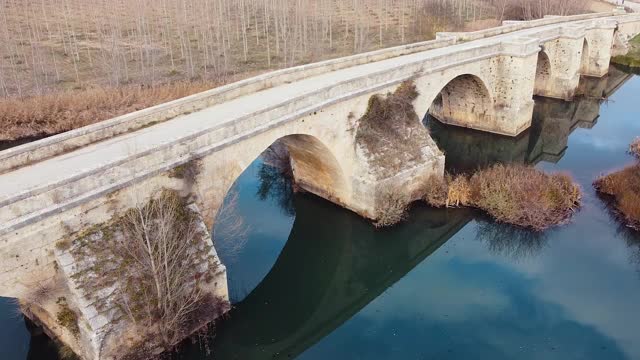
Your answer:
423,174 -> 449,208
630,137 -> 640,159
0,81 -> 219,141
355,81 -> 433,178
594,164 -> 640,230
423,164 -> 581,231
0,0 -> 494,98
374,188 -> 409,228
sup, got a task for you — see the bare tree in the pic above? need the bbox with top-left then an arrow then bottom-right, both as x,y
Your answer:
69,190 -> 227,352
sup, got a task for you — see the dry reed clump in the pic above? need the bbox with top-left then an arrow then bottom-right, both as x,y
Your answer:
423,175 -> 449,208
0,81 -> 218,141
594,164 -> 640,230
630,138 -> 640,159
423,164 -> 581,231
374,189 -> 410,228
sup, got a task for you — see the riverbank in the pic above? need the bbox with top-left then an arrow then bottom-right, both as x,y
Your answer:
593,139 -> 640,230
0,81 -> 221,142
612,34 -> 640,68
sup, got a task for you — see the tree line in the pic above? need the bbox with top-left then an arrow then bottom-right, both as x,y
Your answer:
0,0 -> 587,97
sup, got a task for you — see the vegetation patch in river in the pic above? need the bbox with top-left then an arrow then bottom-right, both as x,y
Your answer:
630,137 -> 640,159
594,162 -> 640,231
423,164 -> 581,231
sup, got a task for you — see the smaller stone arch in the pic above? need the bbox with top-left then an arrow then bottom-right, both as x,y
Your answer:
278,134 -> 349,205
580,38 -> 591,74
535,51 -> 552,83
428,74 -> 494,129
534,51 -> 553,96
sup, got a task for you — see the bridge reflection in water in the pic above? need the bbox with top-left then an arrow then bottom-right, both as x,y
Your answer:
203,197 -> 473,360
21,68 -> 633,360
427,67 -> 633,173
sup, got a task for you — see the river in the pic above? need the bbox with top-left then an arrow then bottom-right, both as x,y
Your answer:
2,67 -> 640,359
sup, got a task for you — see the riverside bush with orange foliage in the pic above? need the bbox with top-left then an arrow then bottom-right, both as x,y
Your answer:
0,81 -> 218,141
424,164 -> 582,231
594,164 -> 640,230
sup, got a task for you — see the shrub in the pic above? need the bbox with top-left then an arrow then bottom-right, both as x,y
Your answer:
68,189 -> 230,355
447,174 -> 472,207
374,189 -> 409,228
423,175 -> 449,208
423,164 -> 581,231
630,138 -> 640,159
594,164 -> 640,230
469,164 -> 580,231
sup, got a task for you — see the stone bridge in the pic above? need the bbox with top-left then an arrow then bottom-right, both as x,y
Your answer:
1,9 -> 640,359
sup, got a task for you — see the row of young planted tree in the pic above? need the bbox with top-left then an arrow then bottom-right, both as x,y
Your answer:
0,0 -> 588,98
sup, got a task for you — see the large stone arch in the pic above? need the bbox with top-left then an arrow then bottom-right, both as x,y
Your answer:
427,74 -> 495,131
197,132 -> 350,230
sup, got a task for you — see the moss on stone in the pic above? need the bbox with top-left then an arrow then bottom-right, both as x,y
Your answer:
612,34 -> 640,69
56,298 -> 80,337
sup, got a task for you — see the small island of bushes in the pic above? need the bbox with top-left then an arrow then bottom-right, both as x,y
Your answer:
423,164 -> 582,231
593,138 -> 640,230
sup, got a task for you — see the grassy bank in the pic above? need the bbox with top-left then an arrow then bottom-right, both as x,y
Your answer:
0,81 -> 219,141
594,164 -> 640,230
424,164 -> 582,231
593,139 -> 640,230
612,34 -> 640,68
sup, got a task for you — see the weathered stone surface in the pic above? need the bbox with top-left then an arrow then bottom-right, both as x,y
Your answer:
49,203 -> 228,360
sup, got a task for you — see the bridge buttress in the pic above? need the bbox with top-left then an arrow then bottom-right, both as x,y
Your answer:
490,37 -> 540,136
582,20 -> 618,77
534,25 -> 585,100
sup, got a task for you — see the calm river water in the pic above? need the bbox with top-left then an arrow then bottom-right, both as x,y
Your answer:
2,68 -> 640,359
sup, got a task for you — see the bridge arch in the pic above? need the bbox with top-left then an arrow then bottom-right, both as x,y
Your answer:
535,51 -> 553,92
206,133 -> 350,229
427,73 -> 495,129
580,38 -> 591,74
